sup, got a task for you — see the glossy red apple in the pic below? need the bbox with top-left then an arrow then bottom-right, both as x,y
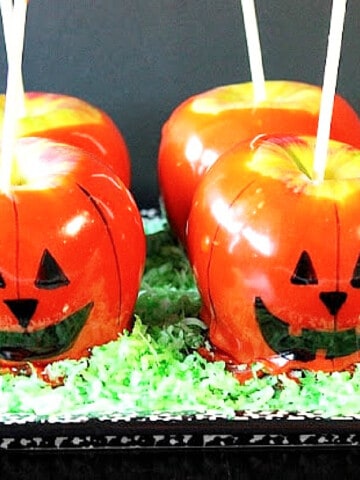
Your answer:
0,136 -> 145,367
159,80 -> 360,244
0,92 -> 131,187
187,134 -> 360,376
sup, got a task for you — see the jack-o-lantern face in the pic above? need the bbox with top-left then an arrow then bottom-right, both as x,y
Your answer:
255,248 -> 360,363
0,248 -> 92,361
187,135 -> 360,374
0,138 -> 145,367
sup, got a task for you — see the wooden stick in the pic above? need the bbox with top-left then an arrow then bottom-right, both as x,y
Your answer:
0,0 -> 12,59
240,0 -> 266,103
0,0 -> 26,116
312,0 -> 347,183
0,0 -> 28,193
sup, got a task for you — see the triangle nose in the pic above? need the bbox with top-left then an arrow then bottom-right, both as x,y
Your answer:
4,299 -> 38,328
319,291 -> 347,316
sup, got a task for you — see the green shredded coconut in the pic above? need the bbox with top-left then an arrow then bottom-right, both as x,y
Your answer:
1,212 -> 360,421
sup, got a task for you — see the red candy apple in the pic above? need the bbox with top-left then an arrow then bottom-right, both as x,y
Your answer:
0,137 -> 145,367
159,81 -> 360,244
0,92 -> 131,187
187,134 -> 360,376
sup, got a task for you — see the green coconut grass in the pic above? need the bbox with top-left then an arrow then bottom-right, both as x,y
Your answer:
0,213 -> 360,421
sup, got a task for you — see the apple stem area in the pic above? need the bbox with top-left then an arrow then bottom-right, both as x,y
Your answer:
0,0 -> 28,193
240,0 -> 347,183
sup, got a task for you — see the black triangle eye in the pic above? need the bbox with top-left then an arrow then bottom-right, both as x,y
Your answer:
0,273 -> 5,288
351,254 -> 360,288
35,249 -> 70,290
290,251 -> 318,285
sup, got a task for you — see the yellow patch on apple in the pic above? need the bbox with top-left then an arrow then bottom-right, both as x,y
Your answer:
7,138 -> 76,189
190,81 -> 323,115
0,93 -> 103,134
247,135 -> 360,201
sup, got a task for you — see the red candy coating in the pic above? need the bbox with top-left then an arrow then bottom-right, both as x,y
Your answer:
0,137 -> 145,367
0,92 -> 131,187
159,81 -> 360,244
187,134 -> 360,375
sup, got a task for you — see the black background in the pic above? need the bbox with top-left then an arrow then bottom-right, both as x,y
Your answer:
0,0 -> 359,209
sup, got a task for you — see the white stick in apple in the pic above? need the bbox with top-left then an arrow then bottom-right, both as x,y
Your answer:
1,0 -> 27,115
0,0 -> 12,57
240,0 -> 266,103
0,0 -> 28,193
313,0 -> 347,183
0,0 -> 26,116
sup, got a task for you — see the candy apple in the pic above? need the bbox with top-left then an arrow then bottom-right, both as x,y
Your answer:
159,80 -> 360,244
0,137 -> 145,367
0,92 -> 131,187
187,134 -> 360,376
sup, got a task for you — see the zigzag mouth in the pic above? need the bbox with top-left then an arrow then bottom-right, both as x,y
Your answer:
255,296 -> 358,361
0,302 -> 94,362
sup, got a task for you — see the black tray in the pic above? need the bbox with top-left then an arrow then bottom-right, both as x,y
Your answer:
1,411 -> 360,451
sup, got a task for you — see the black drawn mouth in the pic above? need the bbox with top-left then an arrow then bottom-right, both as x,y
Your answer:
0,302 -> 94,361
255,296 -> 358,361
